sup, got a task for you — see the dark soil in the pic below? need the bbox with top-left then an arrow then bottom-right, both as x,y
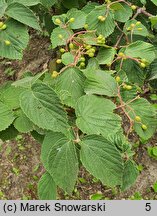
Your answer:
0,34 -> 157,200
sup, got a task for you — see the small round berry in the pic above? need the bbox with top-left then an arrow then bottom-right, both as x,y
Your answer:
125,85 -> 132,90
130,23 -> 136,28
80,57 -> 85,62
58,34 -> 63,39
85,45 -> 92,50
127,27 -> 131,31
52,71 -> 59,78
69,43 -> 74,49
140,62 -> 146,68
115,76 -> 121,82
84,24 -> 89,29
56,59 -> 62,64
141,59 -> 147,63
0,22 -> 4,28
60,48 -> 65,53
131,5 -> 137,10
4,40 -> 11,45
69,17 -> 75,23
135,116 -> 141,122
88,52 -> 94,58
1,24 -> 7,30
136,21 -> 141,26
137,28 -> 143,31
118,52 -> 125,57
141,124 -> 147,130
55,18 -> 61,25
80,62 -> 85,67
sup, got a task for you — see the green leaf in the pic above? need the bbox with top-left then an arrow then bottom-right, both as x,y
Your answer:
51,27 -> 73,49
5,3 -> 41,30
124,20 -> 149,37
127,98 -> 157,140
119,59 -> 146,85
56,67 -> 85,108
14,110 -> 34,133
31,130 -> 44,144
62,0 -> 79,9
12,71 -> 45,88
86,5 -> 115,37
0,83 -> 24,109
76,95 -> 122,137
0,125 -> 18,141
20,83 -> 69,134
42,132 -> 79,194
111,3 -> 132,23
0,19 -> 29,60
151,0 -> 157,5
0,0 -> 7,17
121,160 -> 139,191
61,52 -> 74,65
83,69 -> 118,97
82,2 -> 99,14
40,0 -> 57,8
124,41 -> 156,64
0,102 -> 15,131
80,135 -> 123,187
96,47 -> 116,65
67,8 -> 86,29
38,172 -> 56,200
7,0 -> 40,6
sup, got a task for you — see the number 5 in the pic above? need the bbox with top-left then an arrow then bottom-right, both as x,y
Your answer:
145,203 -> 151,211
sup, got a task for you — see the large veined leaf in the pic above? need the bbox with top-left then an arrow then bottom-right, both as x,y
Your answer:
51,27 -> 73,49
67,8 -> 86,29
119,59 -> 146,85
124,41 -> 156,64
86,5 -> 115,38
55,67 -> 85,108
127,98 -> 157,140
7,0 -> 40,6
0,102 -> 15,131
121,160 -> 139,191
14,110 -> 34,133
111,3 -> 132,23
80,135 -> 123,187
0,83 -> 24,109
42,132 -> 79,194
82,2 -> 100,14
5,3 -> 41,30
96,47 -> 116,65
75,95 -> 122,137
0,19 -> 29,60
83,69 -> 118,97
62,0 -> 79,9
38,172 -> 56,200
149,59 -> 157,81
20,83 -> 69,133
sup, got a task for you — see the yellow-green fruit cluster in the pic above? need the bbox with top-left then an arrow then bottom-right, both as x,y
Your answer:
60,48 -> 65,53
86,46 -> 96,57
97,34 -> 105,44
79,56 -> 86,68
141,124 -> 147,130
140,59 -> 147,68
69,43 -> 74,49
